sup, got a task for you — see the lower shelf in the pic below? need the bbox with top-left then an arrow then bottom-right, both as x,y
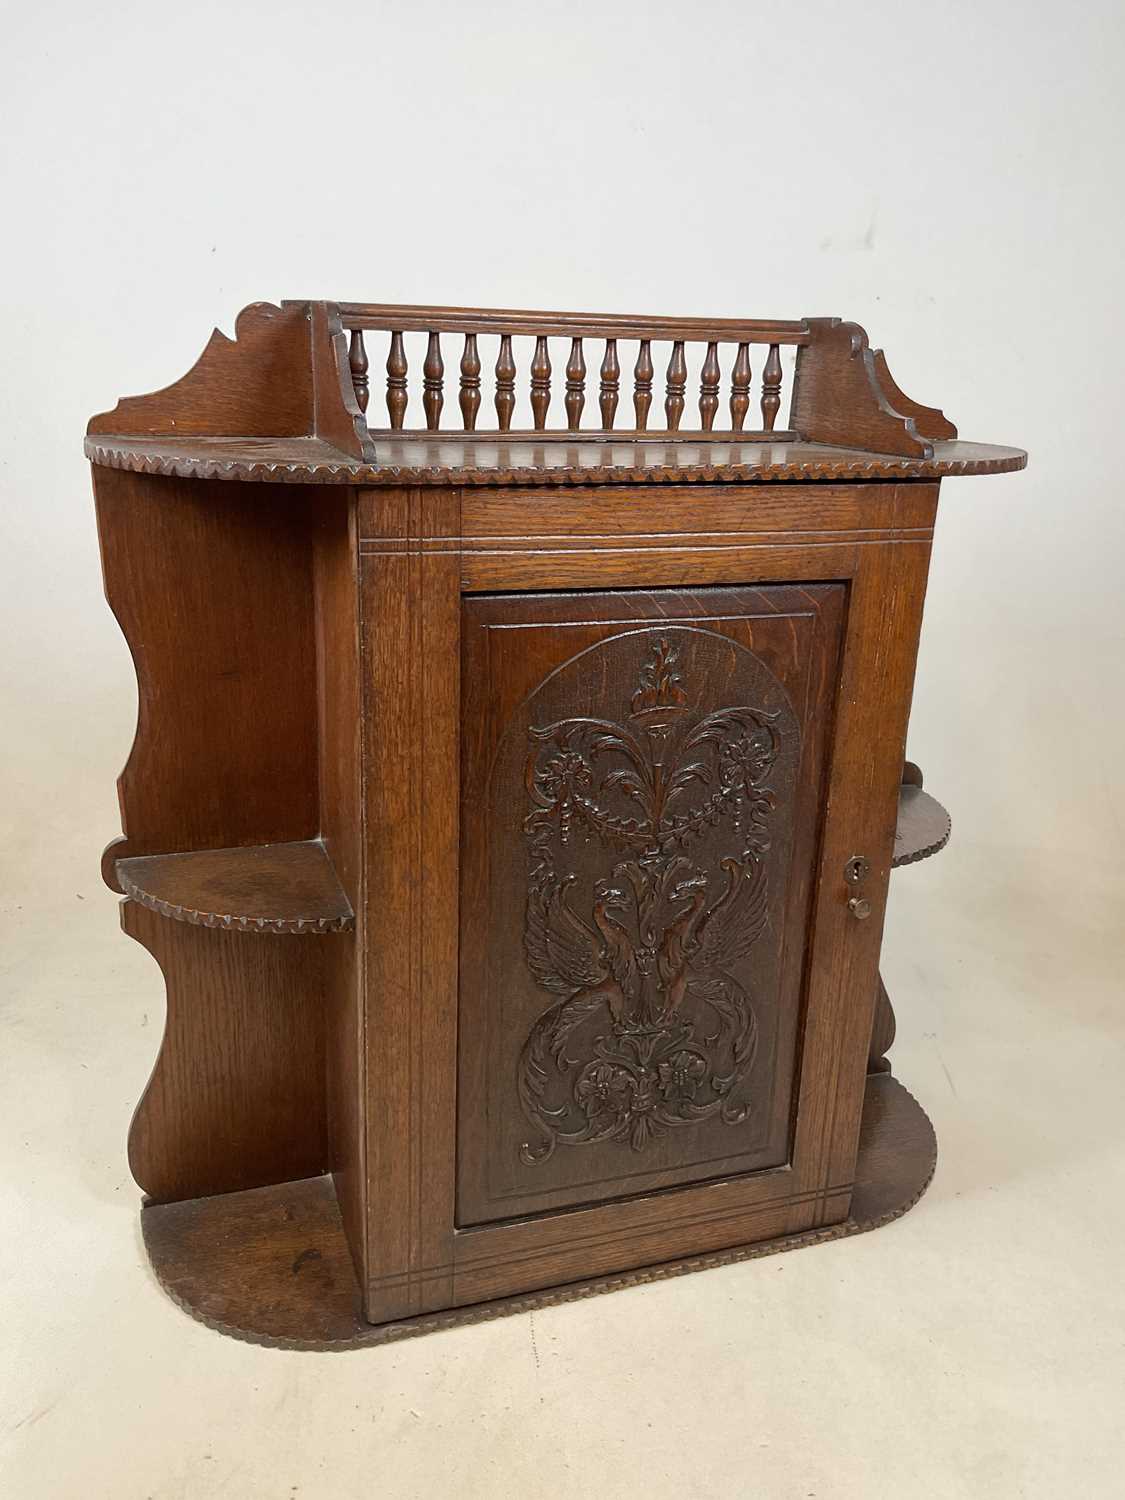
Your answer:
140,1071 -> 936,1351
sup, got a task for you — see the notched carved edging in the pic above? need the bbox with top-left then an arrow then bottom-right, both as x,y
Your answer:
84,436 -> 1029,487
115,874 -> 356,934
891,807 -> 951,868
140,1076 -> 937,1352
115,843 -> 356,935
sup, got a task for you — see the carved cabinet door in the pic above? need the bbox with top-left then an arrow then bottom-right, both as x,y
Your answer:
458,586 -> 846,1226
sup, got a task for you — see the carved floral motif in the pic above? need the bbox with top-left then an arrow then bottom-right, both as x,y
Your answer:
517,634 -> 792,1163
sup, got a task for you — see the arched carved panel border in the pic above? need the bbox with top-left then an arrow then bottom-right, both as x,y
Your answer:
458,587 -> 846,1227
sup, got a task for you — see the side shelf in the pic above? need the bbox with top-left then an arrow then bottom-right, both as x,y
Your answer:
117,839 -> 354,935
892,783 -> 951,869
91,468 -> 364,1210
870,771 -> 952,1076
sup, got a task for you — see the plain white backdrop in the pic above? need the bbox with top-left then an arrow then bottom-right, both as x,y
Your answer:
2,2 -> 1123,1497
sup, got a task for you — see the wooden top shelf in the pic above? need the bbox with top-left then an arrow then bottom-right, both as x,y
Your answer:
85,301 -> 1026,488
892,785 -> 951,868
85,432 -> 1026,488
116,840 -> 355,934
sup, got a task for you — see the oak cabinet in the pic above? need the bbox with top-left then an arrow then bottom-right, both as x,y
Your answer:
87,300 -> 1024,1347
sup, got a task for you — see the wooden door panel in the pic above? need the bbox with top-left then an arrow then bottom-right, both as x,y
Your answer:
458,586 -> 845,1226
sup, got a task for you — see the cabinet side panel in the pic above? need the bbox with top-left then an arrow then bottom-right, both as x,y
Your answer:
93,467 -> 319,877
313,493 -> 366,1279
359,489 -> 462,1322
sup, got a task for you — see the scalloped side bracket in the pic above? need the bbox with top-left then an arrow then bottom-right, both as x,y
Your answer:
87,300 -> 376,460
791,318 -> 956,458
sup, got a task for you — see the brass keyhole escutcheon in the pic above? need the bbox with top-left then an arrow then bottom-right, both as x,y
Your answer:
844,855 -> 870,885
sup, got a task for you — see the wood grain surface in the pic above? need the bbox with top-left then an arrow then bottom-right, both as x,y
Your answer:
138,1071 -> 936,1350
123,901 -> 330,1203
86,300 -> 1020,1347
86,432 -> 1026,487
457,586 -> 844,1224
116,840 -> 354,934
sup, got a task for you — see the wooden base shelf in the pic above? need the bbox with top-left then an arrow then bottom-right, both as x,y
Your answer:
140,1071 -> 936,1351
116,839 -> 354,934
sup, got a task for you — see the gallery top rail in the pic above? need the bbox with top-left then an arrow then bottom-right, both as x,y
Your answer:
332,302 -> 811,344
84,299 -> 1027,485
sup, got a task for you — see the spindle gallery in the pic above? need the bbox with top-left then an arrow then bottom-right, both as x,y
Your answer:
86,300 -> 1025,1348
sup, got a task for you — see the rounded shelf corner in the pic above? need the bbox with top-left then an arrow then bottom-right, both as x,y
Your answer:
893,784 -> 950,869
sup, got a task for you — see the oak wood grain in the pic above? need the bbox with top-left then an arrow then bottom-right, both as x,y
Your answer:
138,1071 -> 935,1350
87,298 -> 1021,1346
124,900 -> 329,1203
88,302 -> 314,439
357,488 -> 461,1322
791,319 -> 944,458
93,467 -> 320,883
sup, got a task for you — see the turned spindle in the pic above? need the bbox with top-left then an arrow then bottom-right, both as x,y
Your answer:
729,342 -> 751,432
599,339 -> 620,430
565,338 -> 586,431
348,329 -> 369,414
699,341 -> 720,431
530,336 -> 551,430
665,340 -> 687,431
386,331 -> 408,430
634,339 -> 654,430
423,332 -> 444,431
761,342 -> 782,432
495,335 -> 516,432
459,334 -> 481,432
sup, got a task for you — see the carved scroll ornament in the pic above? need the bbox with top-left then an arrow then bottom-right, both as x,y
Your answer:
517,634 -> 796,1164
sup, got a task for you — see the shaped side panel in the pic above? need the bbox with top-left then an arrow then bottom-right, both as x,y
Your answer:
792,319 -> 935,458
93,466 -> 320,885
88,302 -> 315,439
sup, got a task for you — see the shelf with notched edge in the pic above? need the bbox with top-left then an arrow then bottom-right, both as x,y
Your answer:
892,764 -> 951,869
116,839 -> 354,935
113,773 -> 944,940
